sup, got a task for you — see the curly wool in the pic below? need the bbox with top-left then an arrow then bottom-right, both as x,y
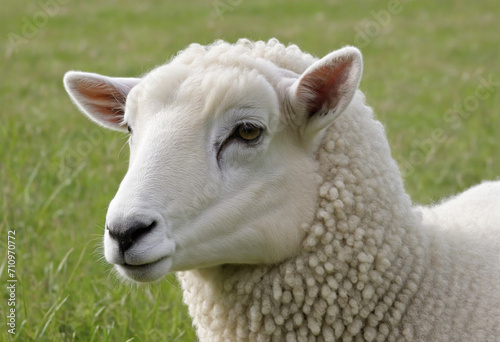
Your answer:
177,40 -> 500,342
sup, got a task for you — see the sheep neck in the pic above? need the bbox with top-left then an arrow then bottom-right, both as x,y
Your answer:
178,98 -> 432,341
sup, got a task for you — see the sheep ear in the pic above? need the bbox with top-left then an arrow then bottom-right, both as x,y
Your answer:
63,71 -> 140,132
291,47 -> 363,139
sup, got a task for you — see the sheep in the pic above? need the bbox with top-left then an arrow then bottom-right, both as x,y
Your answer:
63,38 -> 500,342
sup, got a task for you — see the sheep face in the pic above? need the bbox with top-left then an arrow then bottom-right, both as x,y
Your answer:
63,44 -> 362,282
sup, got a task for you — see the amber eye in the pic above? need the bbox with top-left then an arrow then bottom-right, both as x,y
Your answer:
236,123 -> 262,142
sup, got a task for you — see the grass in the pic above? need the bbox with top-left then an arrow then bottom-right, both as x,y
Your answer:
1,0 -> 498,340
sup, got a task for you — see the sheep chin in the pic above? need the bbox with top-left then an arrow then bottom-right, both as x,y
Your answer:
116,257 -> 172,283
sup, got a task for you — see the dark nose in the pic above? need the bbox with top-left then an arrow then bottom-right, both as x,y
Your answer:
107,220 -> 156,253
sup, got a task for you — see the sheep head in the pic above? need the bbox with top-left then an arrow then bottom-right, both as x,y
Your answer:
63,43 -> 362,282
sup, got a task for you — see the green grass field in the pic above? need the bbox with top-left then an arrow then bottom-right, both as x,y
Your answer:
1,0 -> 498,340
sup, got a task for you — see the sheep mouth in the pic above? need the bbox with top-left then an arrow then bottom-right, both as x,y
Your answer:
116,257 -> 171,283
122,257 -> 164,268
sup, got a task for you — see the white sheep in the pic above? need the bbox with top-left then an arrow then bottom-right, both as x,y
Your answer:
63,39 -> 500,342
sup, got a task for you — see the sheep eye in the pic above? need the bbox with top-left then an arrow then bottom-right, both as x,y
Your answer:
215,122 -> 265,164
236,123 -> 262,142
127,125 -> 132,134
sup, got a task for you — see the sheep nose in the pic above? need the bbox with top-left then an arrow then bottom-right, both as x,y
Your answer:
107,220 -> 156,253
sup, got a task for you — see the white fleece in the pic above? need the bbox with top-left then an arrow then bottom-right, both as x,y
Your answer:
170,40 -> 500,342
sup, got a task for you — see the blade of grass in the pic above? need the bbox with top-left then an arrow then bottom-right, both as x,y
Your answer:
35,295 -> 69,341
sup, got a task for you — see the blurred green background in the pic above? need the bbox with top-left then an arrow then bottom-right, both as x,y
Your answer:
1,0 -> 498,340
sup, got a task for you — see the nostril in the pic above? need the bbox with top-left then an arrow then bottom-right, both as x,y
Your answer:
107,220 -> 157,253
130,221 -> 156,243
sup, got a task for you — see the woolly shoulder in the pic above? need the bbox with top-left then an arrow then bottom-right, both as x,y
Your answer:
416,180 -> 500,242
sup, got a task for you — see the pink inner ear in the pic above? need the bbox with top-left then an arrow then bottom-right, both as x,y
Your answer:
300,60 -> 352,117
74,79 -> 127,125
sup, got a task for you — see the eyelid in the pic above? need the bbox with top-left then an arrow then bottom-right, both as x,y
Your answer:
217,119 -> 265,143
